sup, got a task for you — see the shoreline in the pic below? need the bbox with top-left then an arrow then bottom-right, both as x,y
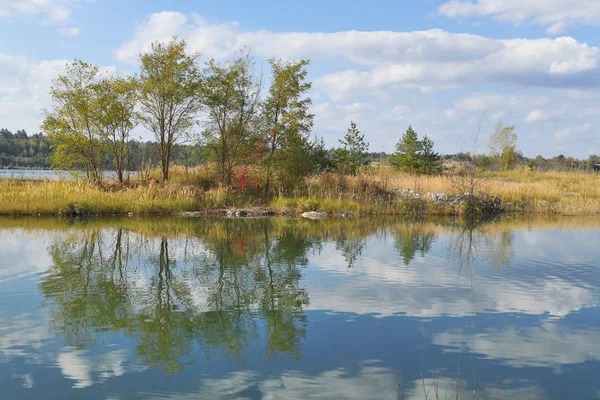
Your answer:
2,168 -> 600,217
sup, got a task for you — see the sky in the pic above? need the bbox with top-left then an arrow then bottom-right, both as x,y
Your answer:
2,0 -> 600,157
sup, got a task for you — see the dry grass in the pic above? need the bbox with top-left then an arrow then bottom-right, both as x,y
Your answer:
289,167 -> 600,216
2,166 -> 600,216
0,178 -> 229,215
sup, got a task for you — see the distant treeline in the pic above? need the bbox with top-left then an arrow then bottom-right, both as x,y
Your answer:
441,152 -> 600,173
0,128 -> 52,168
0,128 -> 203,170
2,127 -> 599,173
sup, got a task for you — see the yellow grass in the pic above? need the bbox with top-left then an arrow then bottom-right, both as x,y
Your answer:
0,179 -> 228,215
297,167 -> 600,216
1,167 -> 600,216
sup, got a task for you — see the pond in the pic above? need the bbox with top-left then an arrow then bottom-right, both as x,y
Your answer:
0,169 -> 70,180
0,169 -> 136,180
0,216 -> 598,399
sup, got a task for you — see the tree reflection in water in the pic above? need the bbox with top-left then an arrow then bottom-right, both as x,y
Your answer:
39,217 -> 515,373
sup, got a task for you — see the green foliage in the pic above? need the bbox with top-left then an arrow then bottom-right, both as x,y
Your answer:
334,121 -> 370,175
261,58 -> 314,195
95,76 -> 139,183
390,126 -> 421,173
420,135 -> 441,175
478,155 -> 493,169
138,37 -> 202,181
200,51 -> 261,186
307,136 -> 334,174
489,120 -> 518,170
389,126 -> 440,175
41,60 -> 108,184
0,129 -> 52,168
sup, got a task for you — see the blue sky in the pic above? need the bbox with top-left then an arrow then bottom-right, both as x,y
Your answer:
2,0 -> 600,157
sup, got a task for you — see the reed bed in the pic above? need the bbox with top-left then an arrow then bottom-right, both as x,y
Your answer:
2,167 -> 600,216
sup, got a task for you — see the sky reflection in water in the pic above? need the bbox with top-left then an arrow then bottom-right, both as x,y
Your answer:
0,217 -> 598,399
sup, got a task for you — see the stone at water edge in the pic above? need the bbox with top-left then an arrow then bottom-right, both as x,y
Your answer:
226,209 -> 248,217
301,211 -> 329,220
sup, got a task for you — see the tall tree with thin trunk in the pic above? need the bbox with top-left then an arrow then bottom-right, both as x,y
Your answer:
489,120 -> 518,171
138,38 -> 202,181
42,60 -> 107,185
200,51 -> 261,187
261,59 -> 313,195
95,76 -> 139,184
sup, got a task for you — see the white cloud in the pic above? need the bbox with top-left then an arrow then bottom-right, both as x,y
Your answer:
195,362 -> 401,400
0,0 -> 89,35
438,0 -> 600,34
435,321 -> 600,368
305,237 -> 597,318
159,364 -> 548,400
116,12 -> 600,97
116,12 -> 501,65
0,52 -> 116,135
526,109 -> 551,122
58,26 -> 80,36
58,349 -> 130,388
455,92 -> 549,111
316,36 -> 600,99
110,12 -> 600,156
555,123 -> 594,139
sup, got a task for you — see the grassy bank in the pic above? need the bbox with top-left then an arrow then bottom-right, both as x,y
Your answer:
1,167 -> 600,216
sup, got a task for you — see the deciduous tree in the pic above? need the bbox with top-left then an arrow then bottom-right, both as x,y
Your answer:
200,52 -> 261,187
138,38 -> 202,182
261,59 -> 313,195
42,60 -> 107,184
489,120 -> 518,170
95,76 -> 139,183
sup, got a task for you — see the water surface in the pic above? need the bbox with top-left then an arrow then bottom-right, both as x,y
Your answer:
0,217 -> 599,399
0,169 -> 135,180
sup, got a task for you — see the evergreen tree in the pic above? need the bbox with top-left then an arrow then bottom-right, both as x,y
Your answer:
420,135 -> 441,175
307,136 -> 334,173
389,126 -> 422,173
334,121 -> 370,175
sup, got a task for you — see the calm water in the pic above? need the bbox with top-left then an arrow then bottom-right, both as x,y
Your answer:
0,169 -> 135,180
0,217 -> 599,399
0,169 -> 70,180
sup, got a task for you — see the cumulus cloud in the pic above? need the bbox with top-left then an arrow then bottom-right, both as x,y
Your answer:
316,36 -> 600,99
194,362 -> 401,400
58,349 -> 134,388
0,0 -> 89,33
0,52 -> 116,135
455,92 -> 549,111
58,26 -> 80,36
438,0 -> 600,34
116,12 -> 600,99
435,321 -> 600,368
110,12 -> 600,156
526,110 -> 550,122
305,236 -> 597,318
115,12 -> 501,65
158,364 -> 548,400
555,123 -> 594,139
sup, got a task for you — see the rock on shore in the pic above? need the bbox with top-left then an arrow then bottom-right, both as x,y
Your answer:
301,211 -> 329,220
